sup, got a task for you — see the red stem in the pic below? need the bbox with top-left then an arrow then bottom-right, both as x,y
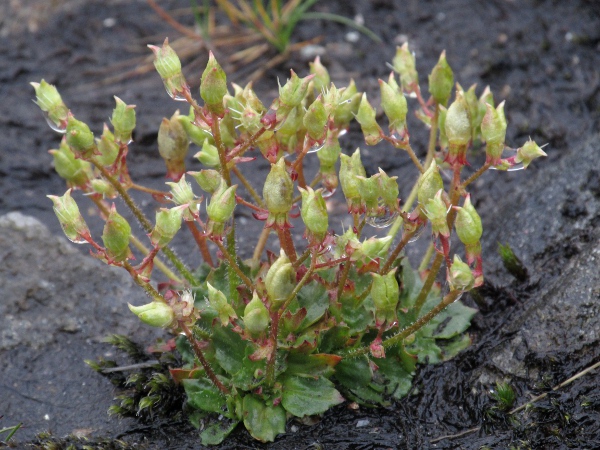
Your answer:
185,221 -> 215,268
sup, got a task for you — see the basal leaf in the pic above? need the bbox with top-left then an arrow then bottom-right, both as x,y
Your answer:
212,326 -> 246,375
286,352 -> 342,378
182,378 -> 227,415
281,375 -> 344,417
200,418 -> 239,446
242,394 -> 286,443
296,281 -> 329,329
335,355 -> 372,390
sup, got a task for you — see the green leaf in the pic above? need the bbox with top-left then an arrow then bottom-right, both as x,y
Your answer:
242,394 -> 286,443
373,347 -> 415,400
341,300 -> 372,333
335,355 -> 372,390
295,281 -> 329,329
407,335 -> 443,364
176,334 -> 196,366
212,326 -> 246,374
230,347 -> 266,391
281,375 -> 344,417
182,378 -> 227,415
319,325 -> 350,353
286,353 -> 342,378
200,419 -> 239,446
440,333 -> 472,360
428,301 -> 477,339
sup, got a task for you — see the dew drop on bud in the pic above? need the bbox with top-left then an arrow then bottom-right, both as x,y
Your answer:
307,142 -> 324,154
321,187 -> 336,199
338,129 -> 348,137
163,82 -> 187,102
43,110 -> 67,133
407,225 -> 425,243
366,210 -> 398,228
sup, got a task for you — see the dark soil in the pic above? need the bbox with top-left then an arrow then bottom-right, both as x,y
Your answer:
1,0 -> 600,448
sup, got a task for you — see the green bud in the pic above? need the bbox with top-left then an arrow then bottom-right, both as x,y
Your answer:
455,194 -> 482,246
66,115 -> 96,159
445,90 -> 471,147
309,56 -> 330,92
128,301 -> 174,328
339,149 -> 367,213
423,190 -> 450,237
356,175 -> 380,214
354,235 -> 393,262
110,96 -> 136,144
189,169 -> 222,194
200,52 -> 227,116
150,205 -> 185,248
158,112 -> 189,181
47,189 -> 90,244
194,138 -> 220,168
516,139 -> 547,169
355,94 -> 382,145
166,175 -> 196,206
178,109 -> 212,147
95,124 -> 120,167
31,79 -> 69,131
303,97 -> 328,141
207,182 -> 237,224
207,282 -> 237,326
244,292 -> 270,335
428,50 -> 454,106
449,255 -> 474,291
299,186 -> 329,241
438,106 -> 448,149
265,250 -> 295,310
392,43 -> 419,93
379,76 -> 408,132
263,158 -> 294,228
481,101 -> 507,165
463,84 -> 480,140
371,269 -> 399,325
317,126 -> 341,167
238,103 -> 263,134
417,161 -> 444,205
279,70 -> 314,107
377,168 -> 400,211
90,179 -> 116,198
333,80 -> 361,128
148,38 -> 187,98
49,139 -> 92,187
102,205 -> 131,262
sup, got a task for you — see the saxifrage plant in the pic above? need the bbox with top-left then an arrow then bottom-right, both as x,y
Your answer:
33,40 -> 545,444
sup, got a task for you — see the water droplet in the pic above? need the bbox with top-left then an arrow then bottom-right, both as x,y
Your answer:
163,82 -> 187,102
43,111 -> 67,133
60,226 -> 87,244
307,142 -> 324,154
366,210 -> 398,229
488,147 -> 525,172
407,225 -> 425,243
406,91 -> 418,99
441,281 -> 464,303
338,129 -> 348,137
322,187 -> 336,199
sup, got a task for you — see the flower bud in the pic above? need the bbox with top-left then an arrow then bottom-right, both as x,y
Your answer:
244,292 -> 270,335
194,138 -> 220,168
158,112 -> 189,181
47,189 -> 90,244
379,76 -> 408,132
189,169 -> 222,194
279,70 -> 314,107
392,43 -> 419,93
166,175 -> 195,205
428,51 -> 454,106
207,182 -> 237,224
110,96 -> 136,144
263,158 -> 294,229
356,175 -> 380,214
423,190 -> 450,237
355,94 -> 382,145
90,179 -> 117,198
371,269 -> 399,326
31,79 -> 69,131
417,161 -> 444,206
445,90 -> 471,147
265,250 -> 295,310
128,301 -> 174,328
177,108 -> 212,146
449,255 -> 474,291
455,194 -> 482,246
299,186 -> 329,241
463,84 -> 480,140
353,235 -> 392,263
66,115 -> 96,159
516,139 -> 547,169
309,56 -> 330,92
317,127 -> 341,168
377,168 -> 399,211
303,97 -> 328,141
200,52 -> 228,116
150,205 -> 185,248
339,149 -> 367,214
437,105 -> 448,149
207,282 -> 237,326
481,102 -> 507,165
148,38 -> 187,98
49,139 -> 92,187
102,205 -> 131,262
333,80 -> 361,128
95,124 -> 120,167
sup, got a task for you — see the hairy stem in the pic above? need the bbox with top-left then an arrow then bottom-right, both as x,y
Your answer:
185,220 -> 215,267
276,226 -> 297,263
212,239 -> 254,290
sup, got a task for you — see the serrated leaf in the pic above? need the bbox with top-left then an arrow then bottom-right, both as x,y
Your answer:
212,326 -> 246,374
242,394 -> 286,442
200,418 -> 239,446
183,378 -> 227,415
335,355 -> 372,390
286,353 -> 342,378
281,375 -> 344,417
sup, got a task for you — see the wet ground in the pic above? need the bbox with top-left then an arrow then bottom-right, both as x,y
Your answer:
1,0 -> 600,448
